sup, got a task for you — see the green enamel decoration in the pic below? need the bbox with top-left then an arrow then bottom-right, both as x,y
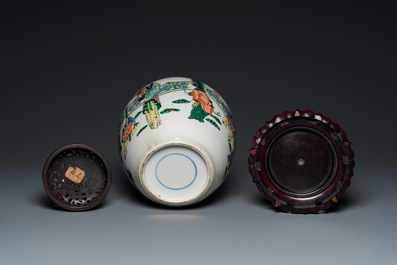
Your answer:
160,108 -> 180,114
125,80 -> 236,118
192,79 -> 205,92
172,99 -> 190,104
134,111 -> 143,119
189,104 -> 208,122
205,118 -> 220,130
213,111 -> 221,117
137,125 -> 148,137
223,166 -> 228,179
210,114 -> 222,125
143,99 -> 161,114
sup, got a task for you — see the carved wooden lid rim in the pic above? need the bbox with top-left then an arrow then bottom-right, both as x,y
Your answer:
42,143 -> 112,211
248,110 -> 355,214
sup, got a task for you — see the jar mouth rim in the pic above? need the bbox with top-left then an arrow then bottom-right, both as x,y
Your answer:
138,141 -> 214,206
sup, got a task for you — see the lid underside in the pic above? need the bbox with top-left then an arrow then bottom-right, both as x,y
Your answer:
43,144 -> 111,211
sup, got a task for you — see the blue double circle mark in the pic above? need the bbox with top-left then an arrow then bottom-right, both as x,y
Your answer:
155,153 -> 197,190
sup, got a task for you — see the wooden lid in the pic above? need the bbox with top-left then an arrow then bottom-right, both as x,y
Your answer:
43,144 -> 112,211
248,110 -> 355,213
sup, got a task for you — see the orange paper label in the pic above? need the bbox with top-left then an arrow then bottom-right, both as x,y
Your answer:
65,166 -> 86,183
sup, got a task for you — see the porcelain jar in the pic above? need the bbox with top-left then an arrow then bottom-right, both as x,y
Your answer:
118,77 -> 236,206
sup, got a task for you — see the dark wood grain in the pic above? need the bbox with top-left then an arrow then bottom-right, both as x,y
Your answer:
248,110 -> 355,214
42,144 -> 112,211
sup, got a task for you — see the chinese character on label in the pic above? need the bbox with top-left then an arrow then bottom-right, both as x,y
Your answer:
65,166 -> 86,183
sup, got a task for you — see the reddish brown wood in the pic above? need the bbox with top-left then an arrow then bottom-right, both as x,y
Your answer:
42,144 -> 112,211
248,110 -> 355,214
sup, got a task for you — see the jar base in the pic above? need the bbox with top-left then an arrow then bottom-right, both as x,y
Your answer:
139,143 -> 212,206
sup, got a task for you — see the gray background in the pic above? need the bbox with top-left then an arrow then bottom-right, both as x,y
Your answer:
1,1 -> 396,264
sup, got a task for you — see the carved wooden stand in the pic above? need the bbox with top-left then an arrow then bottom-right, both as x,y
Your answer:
248,110 -> 355,214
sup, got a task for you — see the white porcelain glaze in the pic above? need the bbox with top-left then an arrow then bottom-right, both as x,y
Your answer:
118,77 -> 236,206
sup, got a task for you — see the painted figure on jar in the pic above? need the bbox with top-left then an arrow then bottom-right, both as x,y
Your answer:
188,80 -> 214,122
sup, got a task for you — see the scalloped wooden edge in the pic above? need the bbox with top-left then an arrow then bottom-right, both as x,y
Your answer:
248,110 -> 355,214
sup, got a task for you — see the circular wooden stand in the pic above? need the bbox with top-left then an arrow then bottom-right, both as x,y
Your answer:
248,110 -> 355,214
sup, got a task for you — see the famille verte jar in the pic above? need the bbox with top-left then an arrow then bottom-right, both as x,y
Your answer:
118,77 -> 236,206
